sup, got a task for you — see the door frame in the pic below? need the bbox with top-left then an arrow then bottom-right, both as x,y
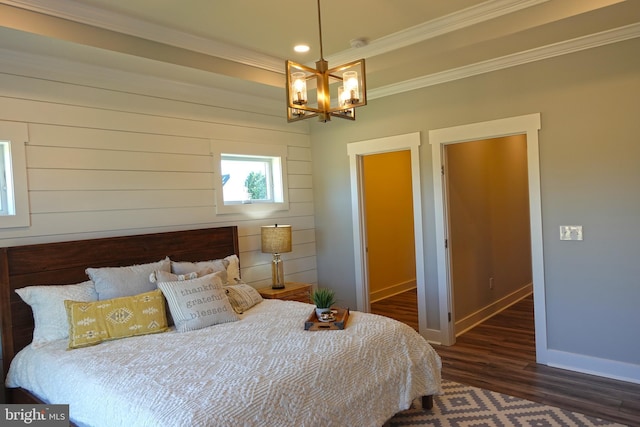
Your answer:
429,113 -> 547,361
347,132 -> 432,338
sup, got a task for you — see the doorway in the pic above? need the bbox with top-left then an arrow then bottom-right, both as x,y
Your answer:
429,113 -> 547,363
347,132 -> 433,339
445,135 -> 533,337
363,150 -> 418,330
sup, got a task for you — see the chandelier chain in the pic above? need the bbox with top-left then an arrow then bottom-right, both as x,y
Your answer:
317,0 -> 324,60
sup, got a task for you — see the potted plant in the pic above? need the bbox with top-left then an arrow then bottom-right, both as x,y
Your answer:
312,288 -> 336,318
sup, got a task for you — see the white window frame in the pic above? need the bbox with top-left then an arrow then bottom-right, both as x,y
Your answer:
220,154 -> 283,204
212,141 -> 289,215
0,121 -> 30,228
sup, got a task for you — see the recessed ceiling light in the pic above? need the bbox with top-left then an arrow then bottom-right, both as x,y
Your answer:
294,44 -> 310,53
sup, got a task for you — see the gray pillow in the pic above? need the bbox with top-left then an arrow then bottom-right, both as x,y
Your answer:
171,258 -> 229,283
87,257 -> 170,300
149,268 -> 213,283
157,272 -> 238,333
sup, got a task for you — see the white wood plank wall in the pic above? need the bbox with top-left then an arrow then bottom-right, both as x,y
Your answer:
0,53 -> 317,288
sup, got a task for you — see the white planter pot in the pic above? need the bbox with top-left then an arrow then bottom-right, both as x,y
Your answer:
315,307 -> 330,318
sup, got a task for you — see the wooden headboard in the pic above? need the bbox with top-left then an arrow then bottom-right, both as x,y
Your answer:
0,226 -> 239,380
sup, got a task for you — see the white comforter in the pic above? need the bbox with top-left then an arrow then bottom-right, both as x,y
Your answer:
7,299 -> 442,427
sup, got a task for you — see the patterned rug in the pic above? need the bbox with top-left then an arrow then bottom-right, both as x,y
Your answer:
386,380 -> 626,426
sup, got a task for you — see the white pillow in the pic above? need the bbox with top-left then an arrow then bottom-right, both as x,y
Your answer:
15,281 -> 98,347
87,257 -> 170,300
225,254 -> 241,284
224,283 -> 263,314
157,272 -> 238,333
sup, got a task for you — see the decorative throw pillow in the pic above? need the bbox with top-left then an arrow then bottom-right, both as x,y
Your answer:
171,258 -> 229,283
225,254 -> 241,284
15,281 -> 98,347
148,268 -> 213,283
148,267 -> 213,326
86,257 -> 170,300
224,283 -> 263,314
157,273 -> 238,333
65,289 -> 168,349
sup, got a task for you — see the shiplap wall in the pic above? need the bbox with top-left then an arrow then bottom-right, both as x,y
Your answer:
0,51 -> 317,288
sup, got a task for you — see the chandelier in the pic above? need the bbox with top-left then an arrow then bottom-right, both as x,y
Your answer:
285,0 -> 367,122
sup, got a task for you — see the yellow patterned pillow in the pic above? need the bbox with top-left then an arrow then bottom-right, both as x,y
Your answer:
65,289 -> 168,349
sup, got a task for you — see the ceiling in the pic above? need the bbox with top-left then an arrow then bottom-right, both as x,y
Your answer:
1,0 -> 639,106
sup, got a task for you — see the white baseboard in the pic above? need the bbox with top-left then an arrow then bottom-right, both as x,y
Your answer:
422,329 -> 443,345
369,280 -> 417,303
423,327 -> 640,385
546,349 -> 640,384
455,283 -> 533,337
421,282 -> 640,385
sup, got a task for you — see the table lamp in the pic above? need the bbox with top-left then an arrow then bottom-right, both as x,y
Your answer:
261,224 -> 292,289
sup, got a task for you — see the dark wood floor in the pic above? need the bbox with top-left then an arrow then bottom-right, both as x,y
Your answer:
371,290 -> 640,426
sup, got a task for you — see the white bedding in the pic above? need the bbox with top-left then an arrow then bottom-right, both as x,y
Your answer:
7,299 -> 442,427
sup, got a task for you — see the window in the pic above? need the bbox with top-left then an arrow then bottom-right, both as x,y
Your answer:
0,121 -> 30,228
221,155 -> 284,205
212,141 -> 289,214
0,143 -> 11,216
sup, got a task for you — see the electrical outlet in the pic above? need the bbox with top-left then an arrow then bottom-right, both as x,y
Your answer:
560,225 -> 583,241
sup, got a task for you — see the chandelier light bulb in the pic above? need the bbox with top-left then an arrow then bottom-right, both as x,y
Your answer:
338,86 -> 348,108
291,72 -> 308,105
343,71 -> 359,103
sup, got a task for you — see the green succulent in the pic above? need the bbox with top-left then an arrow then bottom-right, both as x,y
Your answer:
311,288 -> 336,309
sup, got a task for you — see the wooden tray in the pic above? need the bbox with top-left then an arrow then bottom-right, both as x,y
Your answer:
305,307 -> 349,330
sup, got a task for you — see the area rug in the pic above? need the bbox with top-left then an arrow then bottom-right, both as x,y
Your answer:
385,380 -> 626,427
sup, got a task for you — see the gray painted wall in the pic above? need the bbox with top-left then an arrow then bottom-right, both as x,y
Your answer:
310,38 -> 640,367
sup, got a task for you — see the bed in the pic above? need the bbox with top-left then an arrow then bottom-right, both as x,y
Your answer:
1,226 -> 442,426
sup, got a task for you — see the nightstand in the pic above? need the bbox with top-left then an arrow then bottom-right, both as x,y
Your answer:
258,282 -> 313,303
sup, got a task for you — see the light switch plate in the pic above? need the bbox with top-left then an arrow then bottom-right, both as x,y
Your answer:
560,225 -> 583,241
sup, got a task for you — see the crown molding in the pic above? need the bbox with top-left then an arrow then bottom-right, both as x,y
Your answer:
1,0 -> 284,73
369,22 -> 640,100
326,0 -> 550,65
2,0 -> 548,75
1,5 -> 637,110
2,22 -> 638,109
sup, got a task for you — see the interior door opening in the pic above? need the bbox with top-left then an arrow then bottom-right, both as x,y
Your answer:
347,132 -> 432,340
445,135 -> 533,338
429,113 -> 546,361
363,150 -> 419,331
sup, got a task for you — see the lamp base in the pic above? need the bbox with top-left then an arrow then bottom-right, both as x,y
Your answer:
271,253 -> 285,289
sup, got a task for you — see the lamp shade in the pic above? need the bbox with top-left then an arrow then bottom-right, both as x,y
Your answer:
261,225 -> 292,254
